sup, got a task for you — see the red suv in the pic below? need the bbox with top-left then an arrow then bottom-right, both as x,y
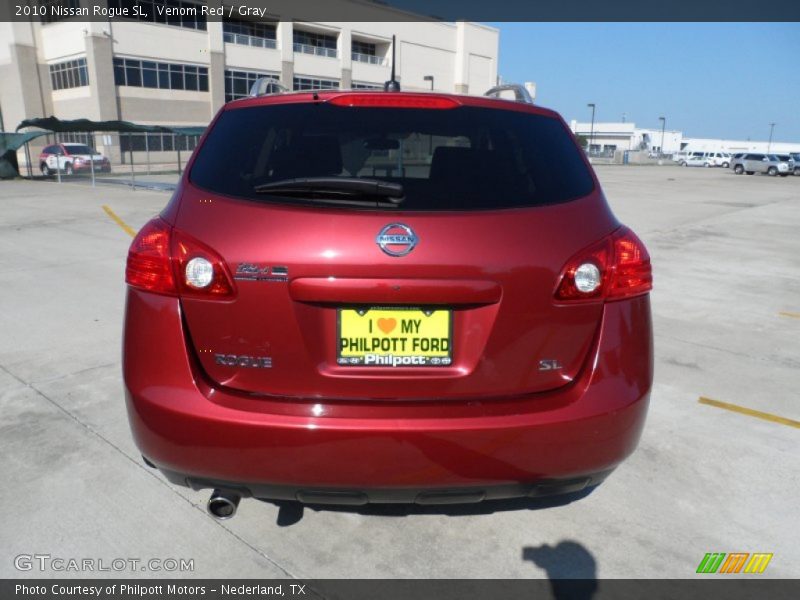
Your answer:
123,87 -> 653,518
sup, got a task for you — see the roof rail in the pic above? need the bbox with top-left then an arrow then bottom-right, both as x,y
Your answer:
249,78 -> 289,97
483,83 -> 534,105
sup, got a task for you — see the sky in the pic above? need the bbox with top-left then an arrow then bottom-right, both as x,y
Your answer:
488,23 -> 800,142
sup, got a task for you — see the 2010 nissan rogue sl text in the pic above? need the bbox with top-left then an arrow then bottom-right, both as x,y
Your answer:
122,85 -> 653,518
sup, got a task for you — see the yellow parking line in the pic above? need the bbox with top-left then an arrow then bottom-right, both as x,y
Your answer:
102,205 -> 136,238
778,311 -> 800,319
699,397 -> 800,429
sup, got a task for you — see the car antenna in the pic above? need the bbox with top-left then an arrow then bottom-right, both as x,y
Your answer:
384,35 -> 400,92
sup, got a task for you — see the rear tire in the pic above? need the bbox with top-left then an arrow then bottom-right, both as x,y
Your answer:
64,163 -> 73,176
767,166 -> 777,176
722,162 -> 729,168
734,165 -> 744,174
681,161 -> 688,167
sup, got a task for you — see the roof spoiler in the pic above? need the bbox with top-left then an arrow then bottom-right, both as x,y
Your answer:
484,83 -> 535,105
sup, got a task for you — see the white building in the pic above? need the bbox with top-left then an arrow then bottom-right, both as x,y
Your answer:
0,0 -> 499,164
678,137 -> 800,154
569,120 -> 682,155
569,121 -> 800,156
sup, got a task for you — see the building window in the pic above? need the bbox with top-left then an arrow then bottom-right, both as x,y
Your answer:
352,81 -> 382,90
113,57 -> 208,91
56,132 -> 95,146
38,0 -> 81,24
225,69 -> 280,102
120,132 -> 200,153
223,17 -> 277,49
351,40 -> 385,65
49,58 -> 89,90
108,0 -> 206,31
293,76 -> 339,91
293,30 -> 338,58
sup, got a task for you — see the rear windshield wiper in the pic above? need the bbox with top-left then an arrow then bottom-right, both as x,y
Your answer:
254,177 -> 404,206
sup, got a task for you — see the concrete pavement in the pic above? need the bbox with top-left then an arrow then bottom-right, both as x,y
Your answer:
0,167 -> 798,579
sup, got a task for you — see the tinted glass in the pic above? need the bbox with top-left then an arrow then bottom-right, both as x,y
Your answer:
190,103 -> 595,211
65,145 -> 94,154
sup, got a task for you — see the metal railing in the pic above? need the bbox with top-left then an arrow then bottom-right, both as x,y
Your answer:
223,32 -> 277,49
293,43 -> 338,58
351,52 -> 386,66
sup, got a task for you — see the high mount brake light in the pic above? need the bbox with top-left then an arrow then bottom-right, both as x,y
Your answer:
328,94 -> 460,109
125,217 -> 236,298
555,226 -> 652,302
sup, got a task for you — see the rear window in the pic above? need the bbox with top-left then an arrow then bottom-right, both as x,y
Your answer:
65,144 -> 94,155
189,102 -> 594,211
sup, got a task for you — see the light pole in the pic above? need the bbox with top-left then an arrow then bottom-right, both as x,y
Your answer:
767,123 -> 775,153
423,75 -> 434,91
587,103 -> 596,155
659,116 -> 666,157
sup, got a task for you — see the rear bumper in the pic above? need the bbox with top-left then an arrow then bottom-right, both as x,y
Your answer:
158,466 -> 614,505
72,162 -> 110,172
123,290 -> 652,502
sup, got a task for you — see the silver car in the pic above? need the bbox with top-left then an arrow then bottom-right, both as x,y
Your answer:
774,154 -> 796,176
731,153 -> 791,176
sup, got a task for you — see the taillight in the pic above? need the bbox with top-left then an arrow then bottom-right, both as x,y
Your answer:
125,217 -> 235,299
328,94 -> 460,109
171,229 -> 236,298
555,226 -> 652,302
125,218 -> 176,295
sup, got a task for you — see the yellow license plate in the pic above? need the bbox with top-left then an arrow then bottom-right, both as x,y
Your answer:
337,308 -> 452,367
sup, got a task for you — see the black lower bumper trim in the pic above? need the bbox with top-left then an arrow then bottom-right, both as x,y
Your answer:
154,463 -> 614,506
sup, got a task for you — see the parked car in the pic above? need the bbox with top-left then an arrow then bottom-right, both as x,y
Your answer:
731,153 -> 791,176
123,84 -> 653,517
706,152 -> 731,168
791,153 -> 800,175
39,143 -> 111,176
680,155 -> 712,167
729,153 -> 746,165
773,154 -> 796,174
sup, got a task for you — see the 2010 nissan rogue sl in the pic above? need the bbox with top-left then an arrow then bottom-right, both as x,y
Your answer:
123,86 -> 653,518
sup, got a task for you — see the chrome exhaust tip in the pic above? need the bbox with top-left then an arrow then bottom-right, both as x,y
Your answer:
207,489 -> 240,520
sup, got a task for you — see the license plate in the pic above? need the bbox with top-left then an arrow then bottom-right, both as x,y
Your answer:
337,307 -> 452,367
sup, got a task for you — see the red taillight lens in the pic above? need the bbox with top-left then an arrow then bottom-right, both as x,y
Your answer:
125,217 -> 235,299
555,226 -> 652,302
125,218 -> 176,295
171,230 -> 236,298
328,94 -> 460,109
609,228 -> 652,299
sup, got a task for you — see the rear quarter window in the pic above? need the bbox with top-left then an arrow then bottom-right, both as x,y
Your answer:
189,102 -> 595,211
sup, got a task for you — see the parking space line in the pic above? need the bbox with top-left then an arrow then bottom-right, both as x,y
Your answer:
698,396 -> 800,429
778,311 -> 800,319
102,204 -> 136,238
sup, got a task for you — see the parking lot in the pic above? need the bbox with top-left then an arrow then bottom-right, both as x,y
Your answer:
0,166 -> 798,579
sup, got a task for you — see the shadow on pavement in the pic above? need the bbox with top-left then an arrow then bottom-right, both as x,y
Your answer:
523,540 -> 598,599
